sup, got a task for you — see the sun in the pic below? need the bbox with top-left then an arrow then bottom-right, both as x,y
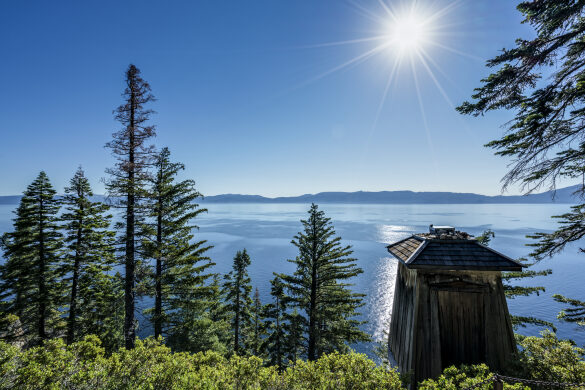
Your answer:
386,13 -> 431,54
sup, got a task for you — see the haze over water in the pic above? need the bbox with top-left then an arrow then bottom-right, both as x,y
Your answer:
1,202 -> 583,354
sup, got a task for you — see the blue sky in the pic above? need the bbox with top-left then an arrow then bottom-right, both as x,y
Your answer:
0,1 -> 541,197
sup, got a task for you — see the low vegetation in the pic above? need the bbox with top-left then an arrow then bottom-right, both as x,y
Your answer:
1,330 -> 584,389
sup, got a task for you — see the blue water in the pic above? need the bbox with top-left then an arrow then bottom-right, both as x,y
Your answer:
1,202 -> 584,354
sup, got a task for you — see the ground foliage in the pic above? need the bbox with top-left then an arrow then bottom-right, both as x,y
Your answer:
0,336 -> 403,390
1,330 -> 584,389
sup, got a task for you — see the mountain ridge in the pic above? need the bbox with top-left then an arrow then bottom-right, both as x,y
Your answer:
0,185 -> 581,205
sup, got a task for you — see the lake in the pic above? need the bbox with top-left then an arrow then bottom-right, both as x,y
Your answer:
1,202 -> 584,355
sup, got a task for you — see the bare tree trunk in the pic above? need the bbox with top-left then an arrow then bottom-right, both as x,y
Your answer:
154,196 -> 163,339
66,199 -> 83,344
124,91 -> 136,350
38,194 -> 47,341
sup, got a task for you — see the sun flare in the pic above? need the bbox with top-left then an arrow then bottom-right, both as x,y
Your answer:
387,14 -> 429,53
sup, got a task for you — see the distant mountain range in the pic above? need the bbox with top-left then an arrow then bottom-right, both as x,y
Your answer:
0,185 -> 581,205
202,185 -> 583,204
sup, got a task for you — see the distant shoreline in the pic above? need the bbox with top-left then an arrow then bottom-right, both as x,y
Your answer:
0,185 -> 581,205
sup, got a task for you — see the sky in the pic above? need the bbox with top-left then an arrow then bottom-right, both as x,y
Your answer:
0,1 -> 544,197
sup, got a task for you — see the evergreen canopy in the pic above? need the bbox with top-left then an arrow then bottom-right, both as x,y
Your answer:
279,203 -> 368,361
0,172 -> 63,345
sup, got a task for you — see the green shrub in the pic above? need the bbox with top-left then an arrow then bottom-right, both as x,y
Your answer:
0,337 -> 402,390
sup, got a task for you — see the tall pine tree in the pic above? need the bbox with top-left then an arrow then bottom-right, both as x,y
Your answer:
141,147 -> 214,348
105,64 -> 156,349
0,172 -> 63,345
222,249 -> 253,355
279,203 -> 369,361
263,276 -> 287,367
249,287 -> 265,357
61,167 -> 122,347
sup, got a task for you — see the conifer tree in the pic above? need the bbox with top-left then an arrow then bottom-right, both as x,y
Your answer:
105,64 -> 156,349
283,308 -> 304,364
457,2 -> 585,328
263,276 -> 287,367
279,203 -> 369,361
249,287 -> 265,357
222,249 -> 253,355
141,147 -> 214,347
60,167 -> 121,346
476,230 -> 554,330
0,172 -> 63,345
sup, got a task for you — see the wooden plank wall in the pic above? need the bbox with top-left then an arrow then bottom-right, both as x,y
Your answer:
389,262 -> 417,375
390,267 -> 518,388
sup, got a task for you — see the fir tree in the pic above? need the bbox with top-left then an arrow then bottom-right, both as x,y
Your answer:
263,276 -> 287,367
60,167 -> 121,346
457,2 -> 585,328
0,172 -> 63,345
141,147 -> 214,349
279,203 -> 369,361
222,249 -> 253,355
105,64 -> 156,349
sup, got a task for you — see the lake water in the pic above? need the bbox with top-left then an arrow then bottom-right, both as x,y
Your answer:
1,202 -> 584,355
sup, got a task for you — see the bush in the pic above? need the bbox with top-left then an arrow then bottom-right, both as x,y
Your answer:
0,336 -> 403,389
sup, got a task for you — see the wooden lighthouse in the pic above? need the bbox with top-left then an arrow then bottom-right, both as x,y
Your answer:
386,226 -> 522,386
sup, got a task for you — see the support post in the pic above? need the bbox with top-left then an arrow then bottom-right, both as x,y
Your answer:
492,376 -> 503,390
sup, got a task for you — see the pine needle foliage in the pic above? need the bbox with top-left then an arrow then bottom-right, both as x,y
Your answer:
104,64 -> 157,349
553,294 -> 585,326
0,172 -> 64,345
141,147 -> 215,351
249,287 -> 266,358
279,203 -> 369,361
263,276 -> 287,367
60,167 -> 122,348
458,2 -> 585,330
476,230 -> 555,331
222,249 -> 254,355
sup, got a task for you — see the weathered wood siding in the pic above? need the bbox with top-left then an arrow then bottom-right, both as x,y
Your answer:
389,268 -> 517,388
389,262 -> 417,375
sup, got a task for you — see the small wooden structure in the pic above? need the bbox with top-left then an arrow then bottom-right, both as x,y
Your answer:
386,226 -> 522,386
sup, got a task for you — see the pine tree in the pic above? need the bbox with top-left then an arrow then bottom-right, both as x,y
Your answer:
222,249 -> 253,355
0,172 -> 63,345
105,64 -> 156,349
457,2 -> 585,329
250,287 -> 265,357
263,276 -> 287,367
283,308 -> 304,364
279,203 -> 369,361
141,147 -> 214,348
476,230 -> 554,330
60,167 -> 121,346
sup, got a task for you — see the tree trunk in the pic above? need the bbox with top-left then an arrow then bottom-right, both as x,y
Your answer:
38,193 -> 47,341
124,90 -> 136,350
276,295 -> 281,367
154,196 -> 163,339
234,281 -> 240,354
308,219 -> 318,361
67,197 -> 83,345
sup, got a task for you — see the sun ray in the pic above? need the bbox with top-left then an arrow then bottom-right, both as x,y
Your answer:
411,57 -> 438,175
290,43 -> 390,91
415,49 -> 455,109
294,36 -> 389,49
427,40 -> 484,62
371,57 -> 402,132
347,0 -> 390,25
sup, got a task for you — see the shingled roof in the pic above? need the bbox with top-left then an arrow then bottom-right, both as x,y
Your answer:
386,234 -> 523,271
